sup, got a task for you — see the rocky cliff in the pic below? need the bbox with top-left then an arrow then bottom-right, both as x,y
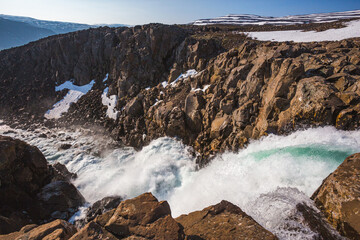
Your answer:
1,24 -> 360,164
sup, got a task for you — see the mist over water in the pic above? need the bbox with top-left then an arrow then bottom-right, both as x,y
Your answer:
1,122 -> 358,239
168,127 -> 358,217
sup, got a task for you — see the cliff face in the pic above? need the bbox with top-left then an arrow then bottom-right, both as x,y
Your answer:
0,24 -> 191,117
1,24 -> 360,163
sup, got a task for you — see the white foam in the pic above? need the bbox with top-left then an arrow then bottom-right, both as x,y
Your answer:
245,187 -> 343,239
74,137 -> 195,202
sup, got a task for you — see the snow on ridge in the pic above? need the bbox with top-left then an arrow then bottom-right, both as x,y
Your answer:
159,70 -> 198,89
170,69 -> 198,87
246,19 -> 360,42
193,9 -> 360,26
102,87 -> 119,120
45,80 -> 95,119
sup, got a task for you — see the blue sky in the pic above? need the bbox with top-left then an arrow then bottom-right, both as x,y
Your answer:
1,0 -> 359,25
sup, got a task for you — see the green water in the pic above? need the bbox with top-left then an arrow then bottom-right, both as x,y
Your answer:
250,144 -> 352,164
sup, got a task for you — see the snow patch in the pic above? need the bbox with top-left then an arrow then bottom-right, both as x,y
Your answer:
161,81 -> 168,88
152,99 -> 163,107
170,69 -> 198,87
194,10 -> 360,26
45,80 -> 95,119
246,19 -> 360,42
102,88 -> 119,120
55,80 -> 95,93
103,73 -> 109,83
192,84 -> 210,92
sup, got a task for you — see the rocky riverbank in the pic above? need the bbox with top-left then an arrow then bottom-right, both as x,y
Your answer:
0,135 -> 359,239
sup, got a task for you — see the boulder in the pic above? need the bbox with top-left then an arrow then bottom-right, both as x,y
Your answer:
176,200 -> 277,240
0,135 -> 50,232
85,196 -> 122,223
312,153 -> 360,239
37,181 -> 86,220
0,136 -> 84,232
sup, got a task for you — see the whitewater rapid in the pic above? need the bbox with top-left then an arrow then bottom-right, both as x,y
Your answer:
0,121 -> 357,239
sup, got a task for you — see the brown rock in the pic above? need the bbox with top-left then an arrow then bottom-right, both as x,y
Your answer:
336,104 -> 360,130
105,193 -> 184,239
125,96 -> 144,117
176,200 -> 277,240
278,76 -> 344,131
70,221 -> 118,240
71,193 -> 185,240
210,115 -> 231,139
312,153 -> 360,239
185,92 -> 204,133
0,219 -> 76,240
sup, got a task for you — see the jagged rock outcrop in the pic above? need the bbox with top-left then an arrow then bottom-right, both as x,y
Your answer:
70,193 -> 185,240
0,219 -> 76,240
0,24 -> 191,118
0,135 -> 84,233
176,200 -> 277,240
312,153 -> 360,239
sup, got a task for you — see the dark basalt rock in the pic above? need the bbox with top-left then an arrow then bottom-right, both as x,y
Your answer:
50,162 -> 77,182
74,196 -> 123,228
85,196 -> 122,223
37,181 -> 85,220
0,135 -> 84,233
58,143 -> 72,150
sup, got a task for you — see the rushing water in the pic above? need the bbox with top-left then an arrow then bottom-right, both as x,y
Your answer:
0,121 -> 358,239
